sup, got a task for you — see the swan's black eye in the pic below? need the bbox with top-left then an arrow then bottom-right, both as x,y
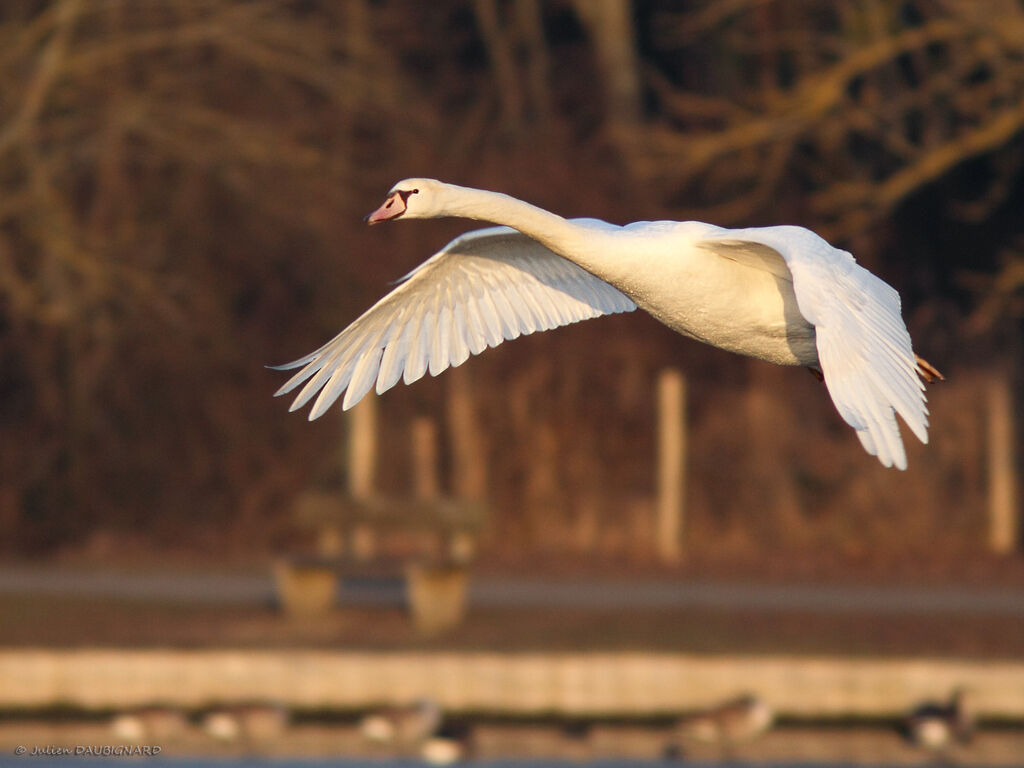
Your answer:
397,188 -> 419,203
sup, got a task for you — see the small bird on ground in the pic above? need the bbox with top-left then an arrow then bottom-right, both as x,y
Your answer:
904,688 -> 974,753
110,706 -> 188,741
359,697 -> 443,748
420,734 -> 469,765
674,694 -> 774,756
200,703 -> 290,744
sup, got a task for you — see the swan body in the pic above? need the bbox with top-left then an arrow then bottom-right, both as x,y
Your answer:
275,179 -> 939,470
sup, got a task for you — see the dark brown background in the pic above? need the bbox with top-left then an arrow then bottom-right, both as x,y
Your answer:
1,0 -> 1021,575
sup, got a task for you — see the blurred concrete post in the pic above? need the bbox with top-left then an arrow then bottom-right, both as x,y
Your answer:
987,373 -> 1019,554
411,416 -> 440,501
348,395 -> 377,499
348,395 -> 378,560
447,366 -> 487,502
656,369 -> 686,563
447,366 -> 486,563
412,415 -> 460,561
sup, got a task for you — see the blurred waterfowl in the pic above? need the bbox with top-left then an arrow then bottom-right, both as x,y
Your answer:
359,697 -> 443,747
201,710 -> 241,742
276,179 -> 941,469
676,694 -> 774,752
110,707 -> 188,741
420,734 -> 468,765
235,703 -> 290,740
904,688 -> 974,752
200,703 -> 290,744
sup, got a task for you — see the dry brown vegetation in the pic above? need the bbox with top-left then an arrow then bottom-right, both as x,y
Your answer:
0,0 -> 1021,563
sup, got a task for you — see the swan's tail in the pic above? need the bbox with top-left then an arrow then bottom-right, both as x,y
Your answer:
915,355 -> 944,383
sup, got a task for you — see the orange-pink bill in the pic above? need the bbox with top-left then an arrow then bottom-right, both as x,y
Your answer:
365,192 -> 406,224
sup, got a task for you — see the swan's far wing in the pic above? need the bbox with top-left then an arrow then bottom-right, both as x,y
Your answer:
273,224 -> 636,418
705,226 -> 928,470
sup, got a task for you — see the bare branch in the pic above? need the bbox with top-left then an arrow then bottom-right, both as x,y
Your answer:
0,0 -> 81,157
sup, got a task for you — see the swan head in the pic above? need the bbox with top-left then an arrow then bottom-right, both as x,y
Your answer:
366,178 -> 446,224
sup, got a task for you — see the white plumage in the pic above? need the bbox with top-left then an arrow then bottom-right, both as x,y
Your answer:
275,179 -> 939,470
275,224 -> 634,417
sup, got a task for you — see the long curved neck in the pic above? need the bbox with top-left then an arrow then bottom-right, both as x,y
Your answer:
438,183 -> 592,262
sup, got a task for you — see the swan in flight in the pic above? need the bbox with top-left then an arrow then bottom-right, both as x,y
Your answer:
274,179 -> 941,470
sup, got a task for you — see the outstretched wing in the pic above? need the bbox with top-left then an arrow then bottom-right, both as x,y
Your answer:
704,225 -> 928,470
273,222 -> 636,418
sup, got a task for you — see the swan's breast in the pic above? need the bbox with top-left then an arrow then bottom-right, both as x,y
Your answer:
589,227 -> 818,366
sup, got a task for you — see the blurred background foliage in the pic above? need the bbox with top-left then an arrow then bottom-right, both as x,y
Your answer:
0,0 -> 1021,562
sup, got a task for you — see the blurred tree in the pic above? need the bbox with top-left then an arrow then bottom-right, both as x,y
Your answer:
571,0 -> 642,144
642,0 -> 1024,238
0,0 -> 430,548
0,0 -> 1020,559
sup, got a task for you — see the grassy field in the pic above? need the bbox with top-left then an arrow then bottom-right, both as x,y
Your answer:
2,545 -> 1024,657
1,590 -> 1023,658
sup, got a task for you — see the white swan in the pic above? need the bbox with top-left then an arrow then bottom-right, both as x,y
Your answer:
274,179 -> 941,470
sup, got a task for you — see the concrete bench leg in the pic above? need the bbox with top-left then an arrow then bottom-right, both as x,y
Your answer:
273,561 -> 337,617
405,564 -> 468,636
